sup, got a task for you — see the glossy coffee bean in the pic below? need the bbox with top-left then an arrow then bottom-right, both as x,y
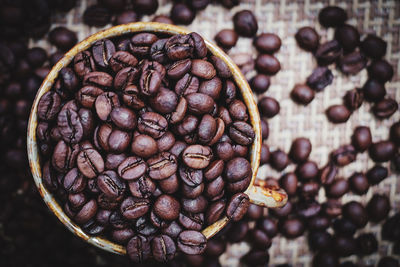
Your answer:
326,178 -> 349,198
254,33 -> 281,54
307,67 -> 333,91
368,59 -> 394,83
270,149 -> 289,171
49,26 -> 77,51
170,3 -> 195,25
318,6 -> 347,28
279,173 -> 298,196
315,40 -> 342,65
361,34 -> 387,59
154,194 -> 180,221
296,161 -> 318,180
369,140 -> 396,162
372,98 -> 398,119
344,88 -> 364,110
131,134 -> 158,158
290,84 -> 315,105
349,172 -> 369,195
334,24 -> 359,52
279,217 -> 305,239
308,230 -> 333,251
97,170 -> 126,199
295,27 -> 319,51
177,230 -> 207,255
333,235 -> 357,257
289,137 -> 312,163
127,235 -> 151,263
147,152 -> 178,180
366,165 -> 388,185
152,235 -> 176,262
367,194 -> 390,222
233,10 -> 258,37
331,144 -> 356,166
362,79 -> 386,102
255,54 -> 280,75
77,148 -> 104,179
226,193 -> 250,222
128,176 -> 156,198
83,5 -> 111,27
342,201 -> 368,228
326,105 -> 351,123
120,197 -> 150,220
215,29 -> 238,49
339,51 -> 367,74
250,74 -> 270,94
258,96 -> 280,118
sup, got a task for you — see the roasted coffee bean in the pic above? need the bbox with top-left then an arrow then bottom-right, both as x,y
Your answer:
182,195 -> 208,214
339,51 -> 367,74
251,74 -> 270,94
154,194 -> 180,221
63,168 -> 86,193
260,144 -> 270,164
57,109 -> 84,144
308,215 -> 331,231
290,84 -> 315,105
182,182 -> 204,199
368,59 -> 394,83
333,217 -> 357,236
149,38 -> 168,63
369,140 -> 396,162
279,172 -> 298,196
109,51 -> 138,73
296,161 -> 318,180
270,149 -> 289,171
162,220 -> 183,238
333,235 -> 358,257
312,251 -> 339,267
137,112 -> 168,138
205,176 -> 224,200
315,40 -> 342,66
334,24 -> 360,52
97,170 -> 126,199
147,152 -> 178,180
233,10 -> 258,37
127,235 -> 151,263
210,55 -> 232,79
229,121 -> 255,146
356,233 -> 378,255
342,201 -> 368,228
179,212 -> 204,230
372,98 -> 398,119
331,145 -> 356,166
351,126 -> 372,152
128,175 -> 156,198
114,10 -> 139,25
322,199 -> 342,218
229,100 -> 248,121
74,51 -> 96,78
366,165 -> 388,185
75,199 -> 98,224
111,228 -> 135,244
343,88 -> 364,110
199,77 -> 222,99
318,6 -> 347,28
135,217 -> 157,236
69,192 -> 87,212
362,79 -> 386,102
177,230 -> 207,255
296,200 -> 321,218
254,33 -> 281,54
152,235 -> 176,262
215,29 -> 238,49
367,194 -> 390,222
226,193 -> 249,221
191,59 -> 216,80
295,27 -> 320,51
83,5 -> 111,27
326,178 -> 349,198
348,172 -> 369,195
306,67 -> 333,91
300,181 -> 320,198
258,96 -> 280,118
170,3 -> 195,25
224,157 -> 251,184
361,34 -> 387,59
245,203 -> 264,220
38,91 -> 62,121
241,250 -> 270,266
319,162 -> 338,185
197,115 -> 217,144
308,230 -> 333,251
179,166 -> 203,188
185,93 -> 215,115
255,54 -> 280,75
92,39 -> 116,68
326,105 -> 351,123
120,196 -> 150,220
167,59 -> 192,80
129,33 -> 158,57
77,86 -> 104,109
118,156 -> 147,180
131,134 -> 158,158
289,137 -> 312,163
279,217 -> 305,239
77,148 -> 104,179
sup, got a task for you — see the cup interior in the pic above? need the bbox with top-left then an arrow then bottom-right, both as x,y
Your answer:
27,22 -> 261,255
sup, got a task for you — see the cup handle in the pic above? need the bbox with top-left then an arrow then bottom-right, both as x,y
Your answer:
246,182 -> 288,208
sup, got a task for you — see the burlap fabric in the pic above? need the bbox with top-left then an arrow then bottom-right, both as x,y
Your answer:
32,0 -> 400,266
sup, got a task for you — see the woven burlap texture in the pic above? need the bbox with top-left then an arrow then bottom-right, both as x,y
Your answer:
31,0 -> 400,266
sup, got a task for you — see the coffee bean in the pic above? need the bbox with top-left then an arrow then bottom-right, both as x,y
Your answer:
83,5 -> 111,27
152,15 -> 174,24
182,195 -> 208,213
367,194 -> 390,222
315,40 -> 342,66
154,194 -> 180,221
326,178 -> 349,198
170,3 -> 195,25
279,172 -> 298,196
361,34 -> 387,59
63,168 -> 86,193
114,10 -> 138,25
255,54 -> 280,75
295,27 -> 320,51
147,152 -> 178,180
165,34 -> 194,61
296,161 -> 318,180
137,111 -> 168,138
318,6 -> 347,28
48,26 -> 77,51
92,39 -> 116,68
362,79 -> 386,102
290,84 -> 315,105
333,235 -> 357,257
120,196 -> 150,220
226,193 -> 249,222
369,140 -> 396,162
118,156 -> 147,180
368,59 -> 394,83
342,201 -> 368,228
75,199 -> 98,224
372,98 -> 398,119
331,144 -> 356,166
339,51 -> 367,74
351,126 -> 372,152
254,33 -> 281,54
38,91 -> 62,121
343,88 -> 364,110
210,55 -> 232,79
177,230 -> 207,255
258,96 -> 280,118
97,170 -> 126,199
348,172 -> 369,195
229,121 -> 255,146
334,24 -> 360,52
131,134 -> 158,158
215,29 -> 238,50
77,148 -> 104,179
127,235 -> 151,263
308,230 -> 333,251
270,149 -> 289,171
152,235 -> 176,262
233,10 -> 258,37
242,250 -> 270,266
289,137 -> 312,163
307,67 -> 333,91
326,105 -> 351,124
279,217 -> 305,239
250,74 -> 270,94
179,212 -> 204,230
366,165 -> 388,185
128,175 -> 156,198
74,51 -> 96,78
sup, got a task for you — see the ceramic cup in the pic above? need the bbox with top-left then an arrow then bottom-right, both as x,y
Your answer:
27,22 -> 288,255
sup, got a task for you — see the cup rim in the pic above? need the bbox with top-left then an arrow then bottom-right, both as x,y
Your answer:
27,22 -> 261,255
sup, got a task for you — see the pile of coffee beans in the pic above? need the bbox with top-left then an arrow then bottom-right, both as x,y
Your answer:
36,30 -> 258,263
294,6 -> 398,123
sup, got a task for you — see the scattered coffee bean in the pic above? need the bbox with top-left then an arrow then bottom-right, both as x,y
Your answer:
318,6 -> 347,28
233,10 -> 258,37
306,67 -> 333,91
295,27 -> 320,51
326,105 -> 351,124
215,29 -> 238,50
290,84 -> 315,105
254,33 -> 281,54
